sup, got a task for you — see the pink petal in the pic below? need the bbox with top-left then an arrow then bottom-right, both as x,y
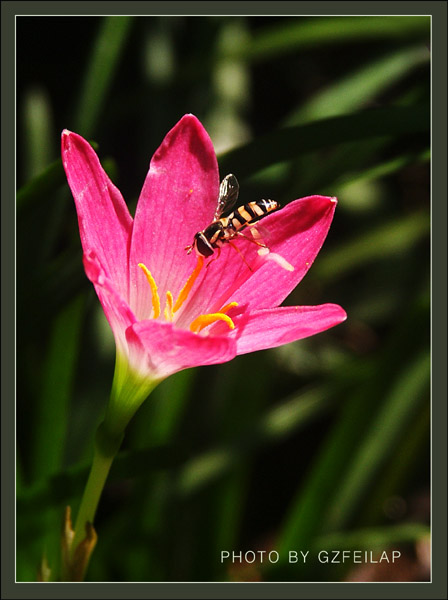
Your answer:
228,303 -> 347,355
83,251 -> 137,357
129,319 -> 237,379
184,195 -> 338,317
233,196 -> 338,309
129,115 -> 220,320
61,130 -> 133,301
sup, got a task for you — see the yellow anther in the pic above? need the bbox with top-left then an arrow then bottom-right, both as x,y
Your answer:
190,312 -> 235,333
138,263 -> 161,319
164,290 -> 174,322
173,255 -> 204,313
219,301 -> 238,314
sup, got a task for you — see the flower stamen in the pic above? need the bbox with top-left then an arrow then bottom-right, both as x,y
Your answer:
189,312 -> 235,333
173,255 -> 204,313
138,263 -> 161,319
219,301 -> 239,314
164,291 -> 174,322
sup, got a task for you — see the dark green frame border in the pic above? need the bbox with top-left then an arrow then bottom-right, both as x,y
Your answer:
3,2 -> 446,599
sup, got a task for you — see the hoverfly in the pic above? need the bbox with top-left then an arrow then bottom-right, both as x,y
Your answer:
185,174 -> 279,265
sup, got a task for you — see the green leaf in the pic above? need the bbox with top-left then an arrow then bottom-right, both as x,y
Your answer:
328,148 -> 430,195
275,349 -> 429,561
360,403 -> 430,525
234,16 -> 429,62
17,153 -> 114,216
16,158 -> 66,213
17,384 -> 335,516
218,104 -> 429,180
22,87 -> 55,178
31,295 -> 85,481
314,522 -> 429,551
175,385 -> 335,497
131,368 -> 197,449
74,16 -> 134,137
323,352 -> 430,532
286,45 -> 429,126
314,210 -> 429,282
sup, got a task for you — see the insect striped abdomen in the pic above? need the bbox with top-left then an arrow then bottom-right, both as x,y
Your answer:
230,200 -> 278,230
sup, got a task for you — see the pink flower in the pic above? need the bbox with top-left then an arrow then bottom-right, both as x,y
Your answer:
62,115 -> 346,396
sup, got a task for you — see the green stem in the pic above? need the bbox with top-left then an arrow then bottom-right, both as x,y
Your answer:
70,423 -> 124,554
67,353 -> 161,578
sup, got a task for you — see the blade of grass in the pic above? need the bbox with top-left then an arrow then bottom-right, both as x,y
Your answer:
326,148 -> 430,195
274,295 -> 429,563
218,104 -> 429,180
126,369 -> 198,579
323,352 -> 430,532
263,523 -> 429,580
131,368 -> 197,449
360,403 -> 430,525
314,522 -> 429,551
21,295 -> 84,579
286,45 -> 429,126
16,144 -> 112,214
313,210 -> 429,282
209,470 -> 249,578
22,87 -> 54,178
175,385 -> 335,497
16,158 -> 66,213
233,16 -> 429,62
74,16 -> 134,137
274,386 -> 374,562
17,384 -> 336,516
31,294 -> 84,481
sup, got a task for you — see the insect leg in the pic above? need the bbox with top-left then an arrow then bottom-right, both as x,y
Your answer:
236,227 -> 269,249
228,241 -> 253,271
205,246 -> 221,268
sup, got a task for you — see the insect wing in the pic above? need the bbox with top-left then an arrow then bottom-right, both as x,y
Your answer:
214,174 -> 239,220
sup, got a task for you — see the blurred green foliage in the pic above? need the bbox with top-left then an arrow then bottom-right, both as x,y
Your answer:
17,15 -> 430,582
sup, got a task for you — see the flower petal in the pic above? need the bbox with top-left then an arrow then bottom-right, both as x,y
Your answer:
83,251 -> 137,357
129,114 -> 219,320
229,303 -> 347,355
61,130 -> 133,301
129,319 -> 237,379
184,195 -> 338,316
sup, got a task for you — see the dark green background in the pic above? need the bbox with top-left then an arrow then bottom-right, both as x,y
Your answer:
15,12 -> 431,587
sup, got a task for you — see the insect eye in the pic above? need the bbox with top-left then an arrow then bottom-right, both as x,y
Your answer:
195,233 -> 214,257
